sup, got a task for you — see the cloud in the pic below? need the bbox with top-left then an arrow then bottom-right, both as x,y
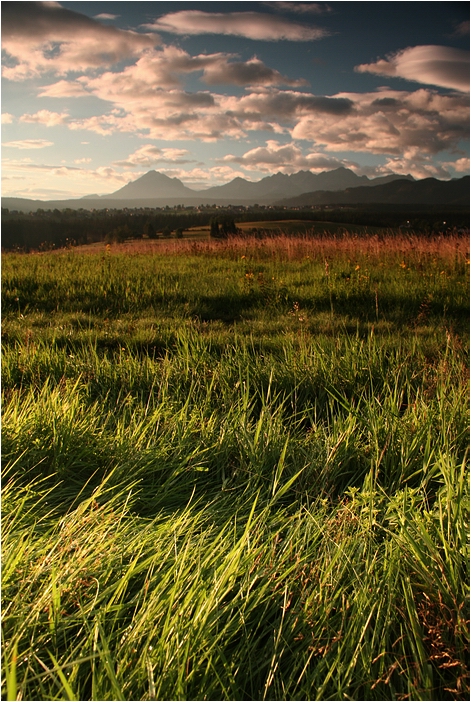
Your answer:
450,157 -> 470,172
113,144 -> 194,168
222,90 -> 354,122
453,21 -> 469,37
47,46 -> 302,103
207,165 -> 251,183
19,109 -> 69,126
94,13 -> 119,21
38,80 -> 90,97
1,156 -> 143,197
145,10 -> 328,41
68,114 -> 125,136
57,81 -> 354,141
291,89 -> 469,156
2,113 -> 14,124
23,24 -> 469,163
222,140 -> 354,173
2,139 -> 54,149
356,45 -> 470,93
201,56 -> 307,87
263,2 -> 331,14
375,150 -> 454,180
1,1 -> 156,79
42,70 -> 468,158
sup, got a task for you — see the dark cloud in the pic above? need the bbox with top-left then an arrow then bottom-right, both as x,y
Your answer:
201,57 -> 307,87
263,2 -> 332,14
371,97 -> 401,107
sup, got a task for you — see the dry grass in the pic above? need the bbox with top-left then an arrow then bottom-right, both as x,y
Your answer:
58,231 -> 469,264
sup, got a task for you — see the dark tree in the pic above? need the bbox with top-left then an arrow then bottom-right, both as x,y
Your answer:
210,218 -> 220,238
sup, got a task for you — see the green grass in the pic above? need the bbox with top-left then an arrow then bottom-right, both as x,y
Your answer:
2,232 -> 469,700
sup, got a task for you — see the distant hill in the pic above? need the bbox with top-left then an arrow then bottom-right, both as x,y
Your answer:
275,176 -> 470,207
3,169 -> 469,213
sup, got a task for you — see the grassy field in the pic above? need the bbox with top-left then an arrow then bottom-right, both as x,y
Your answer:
182,219 -> 384,239
2,231 -> 469,701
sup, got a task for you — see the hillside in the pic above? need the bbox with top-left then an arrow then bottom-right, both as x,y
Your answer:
276,176 -> 470,207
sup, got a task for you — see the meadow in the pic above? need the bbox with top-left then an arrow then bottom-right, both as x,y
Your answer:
2,230 -> 469,701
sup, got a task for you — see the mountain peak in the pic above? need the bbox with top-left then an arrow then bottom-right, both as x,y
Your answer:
105,170 -> 196,199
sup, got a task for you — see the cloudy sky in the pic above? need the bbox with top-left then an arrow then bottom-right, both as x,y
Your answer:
2,1 -> 469,199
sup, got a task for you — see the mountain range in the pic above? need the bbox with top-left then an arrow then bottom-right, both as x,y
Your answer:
97,167 -> 414,203
2,168 -> 469,212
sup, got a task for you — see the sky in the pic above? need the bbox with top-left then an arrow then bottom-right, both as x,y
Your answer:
1,1 -> 469,200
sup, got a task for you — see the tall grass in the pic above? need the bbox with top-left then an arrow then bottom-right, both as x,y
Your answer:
2,232 -> 469,700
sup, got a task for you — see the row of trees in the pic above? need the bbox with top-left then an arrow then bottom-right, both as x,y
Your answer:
1,205 -> 468,251
1,210 -> 212,251
1,207 -> 242,250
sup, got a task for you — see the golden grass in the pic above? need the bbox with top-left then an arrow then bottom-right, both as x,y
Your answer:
63,231 -> 469,264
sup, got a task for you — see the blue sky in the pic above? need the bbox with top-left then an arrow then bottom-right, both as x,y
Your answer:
2,1 -> 469,199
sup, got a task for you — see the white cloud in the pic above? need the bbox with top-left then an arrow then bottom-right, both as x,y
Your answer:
94,14 -> 120,21
451,157 -> 470,172
38,80 -> 90,97
1,113 -> 14,124
146,165 -> 250,187
2,1 -> 156,80
356,45 -> 470,93
375,151 -> 454,180
19,109 -> 69,126
222,140 -> 354,173
145,10 -> 328,41
68,114 -> 123,136
1,156 -> 144,198
113,144 -> 194,168
2,139 -> 54,149
208,165 -> 251,182
434,156 -> 470,177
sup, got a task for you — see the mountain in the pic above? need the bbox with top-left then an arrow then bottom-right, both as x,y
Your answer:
275,176 -> 470,207
199,168 -> 414,202
4,169 -> 467,213
104,170 -> 197,199
92,167 -> 413,204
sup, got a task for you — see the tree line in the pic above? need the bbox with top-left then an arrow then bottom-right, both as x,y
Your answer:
1,205 -> 468,251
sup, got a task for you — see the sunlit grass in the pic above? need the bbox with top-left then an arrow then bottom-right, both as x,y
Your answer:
2,232 -> 469,700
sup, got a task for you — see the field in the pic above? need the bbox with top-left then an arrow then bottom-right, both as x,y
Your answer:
2,230 -> 470,701
184,219 -> 384,239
